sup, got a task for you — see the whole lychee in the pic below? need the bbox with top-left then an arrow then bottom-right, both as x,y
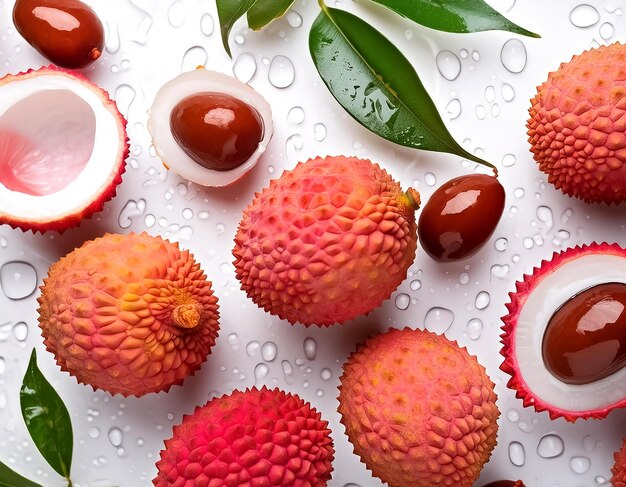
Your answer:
528,43 -> 626,204
153,387 -> 334,486
338,328 -> 500,487
613,439 -> 626,487
233,156 -> 420,326
38,232 -> 219,397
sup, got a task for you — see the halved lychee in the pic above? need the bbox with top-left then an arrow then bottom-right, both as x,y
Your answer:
0,66 -> 128,233
501,243 -> 626,422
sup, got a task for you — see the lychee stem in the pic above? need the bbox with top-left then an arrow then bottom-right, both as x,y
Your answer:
90,48 -> 101,61
172,303 -> 203,329
405,188 -> 421,210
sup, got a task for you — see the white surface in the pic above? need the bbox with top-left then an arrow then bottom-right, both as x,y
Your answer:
0,1 -> 625,486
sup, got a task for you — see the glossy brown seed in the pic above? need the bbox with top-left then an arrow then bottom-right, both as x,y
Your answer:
542,282 -> 626,385
170,92 -> 264,172
13,0 -> 104,69
482,481 -> 526,487
418,174 -> 505,262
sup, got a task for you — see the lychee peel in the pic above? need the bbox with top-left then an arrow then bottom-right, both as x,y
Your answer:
233,156 -> 419,327
528,43 -> 626,204
38,233 -> 219,397
612,439 -> 626,487
153,387 -> 334,486
338,328 -> 500,487
500,242 -> 626,421
0,66 -> 128,233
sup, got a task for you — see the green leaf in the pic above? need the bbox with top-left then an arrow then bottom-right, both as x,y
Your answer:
368,0 -> 539,38
0,460 -> 43,487
309,4 -> 494,170
247,0 -> 296,30
216,0 -> 258,57
20,349 -> 73,481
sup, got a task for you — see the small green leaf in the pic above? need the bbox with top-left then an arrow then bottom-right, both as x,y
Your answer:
216,0 -> 258,57
20,349 -> 73,481
247,0 -> 296,30
368,0 -> 539,38
0,460 -> 43,487
309,4 -> 494,170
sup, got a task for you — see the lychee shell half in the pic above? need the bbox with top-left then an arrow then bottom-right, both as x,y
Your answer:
233,156 -> 420,326
153,387 -> 334,486
501,242 -> 626,421
0,66 -> 128,232
528,43 -> 626,204
338,328 -> 500,487
38,233 -> 219,397
613,439 -> 626,487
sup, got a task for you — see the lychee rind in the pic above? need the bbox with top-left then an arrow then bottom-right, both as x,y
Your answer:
38,232 -> 219,397
153,387 -> 334,486
233,156 -> 419,326
612,439 -> 626,487
500,242 -> 626,421
338,328 -> 500,487
0,66 -> 128,233
528,43 -> 626,204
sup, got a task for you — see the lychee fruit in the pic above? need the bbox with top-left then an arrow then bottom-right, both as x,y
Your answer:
38,232 -> 219,397
338,328 -> 500,487
612,438 -> 626,486
233,156 -> 420,326
153,387 -> 334,486
528,43 -> 626,204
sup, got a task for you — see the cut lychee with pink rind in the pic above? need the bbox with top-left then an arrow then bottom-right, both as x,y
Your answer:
0,66 -> 128,233
153,387 -> 334,486
501,242 -> 626,422
38,233 -> 219,397
338,328 -> 500,487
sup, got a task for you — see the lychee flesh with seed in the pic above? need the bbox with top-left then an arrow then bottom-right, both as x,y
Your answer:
233,156 -> 420,326
613,439 -> 626,487
38,232 -> 219,397
153,387 -> 334,486
338,328 -> 500,487
528,42 -> 626,204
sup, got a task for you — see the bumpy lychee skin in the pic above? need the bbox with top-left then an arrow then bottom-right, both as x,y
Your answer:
338,328 -> 500,487
38,233 -> 219,397
233,156 -> 420,326
612,439 -> 626,487
153,387 -> 334,486
528,43 -> 626,204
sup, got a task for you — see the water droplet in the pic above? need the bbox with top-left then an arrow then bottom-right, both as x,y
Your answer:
13,322 -> 28,342
0,261 -> 37,300
467,318 -> 483,340
320,368 -> 332,380
459,272 -> 470,285
246,340 -> 260,357
0,237 -> 7,248
600,22 -> 615,39
254,363 -> 269,384
137,438 -> 144,447
502,153 -> 516,167
484,85 -> 496,103
286,11 -> 302,28
425,173 -> 437,186
523,237 -> 534,249
570,4 -> 600,27
303,337 -> 317,360
507,409 -> 520,422
491,104 -> 500,117
227,333 -> 239,349
495,237 -> 508,251
88,427 -> 100,439
167,0 -> 186,27
508,441 -> 525,466
287,106 -> 305,125
114,84 -> 136,118
570,456 -> 591,474
582,435 -> 597,452
286,134 -> 303,155
536,205 -> 554,230
281,360 -> 294,384
261,342 -> 277,362
475,105 -> 487,120
200,13 -> 214,36
108,427 -> 123,448
343,484 -> 362,487
436,50 -> 461,81
410,279 -> 422,291
446,98 -> 462,119
501,39 -> 527,73
233,52 -> 257,83
501,83 -> 515,102
118,199 -> 146,229
475,291 -> 490,310
182,208 -> 193,220
181,45 -> 207,72
514,187 -> 525,198
490,264 -> 510,279
198,211 -> 210,220
216,223 -> 226,234
104,22 -> 120,54
313,123 -> 327,142
424,307 -> 454,333
395,293 -> 410,310
144,214 -> 156,228
268,55 -> 295,88
537,434 -> 564,459
166,412 -> 175,421
595,475 -> 608,485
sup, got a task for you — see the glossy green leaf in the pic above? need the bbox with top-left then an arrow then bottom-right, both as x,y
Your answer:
247,0 -> 296,30
368,0 -> 539,38
309,4 -> 494,170
20,349 -> 73,481
0,460 -> 43,487
216,0 -> 258,57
